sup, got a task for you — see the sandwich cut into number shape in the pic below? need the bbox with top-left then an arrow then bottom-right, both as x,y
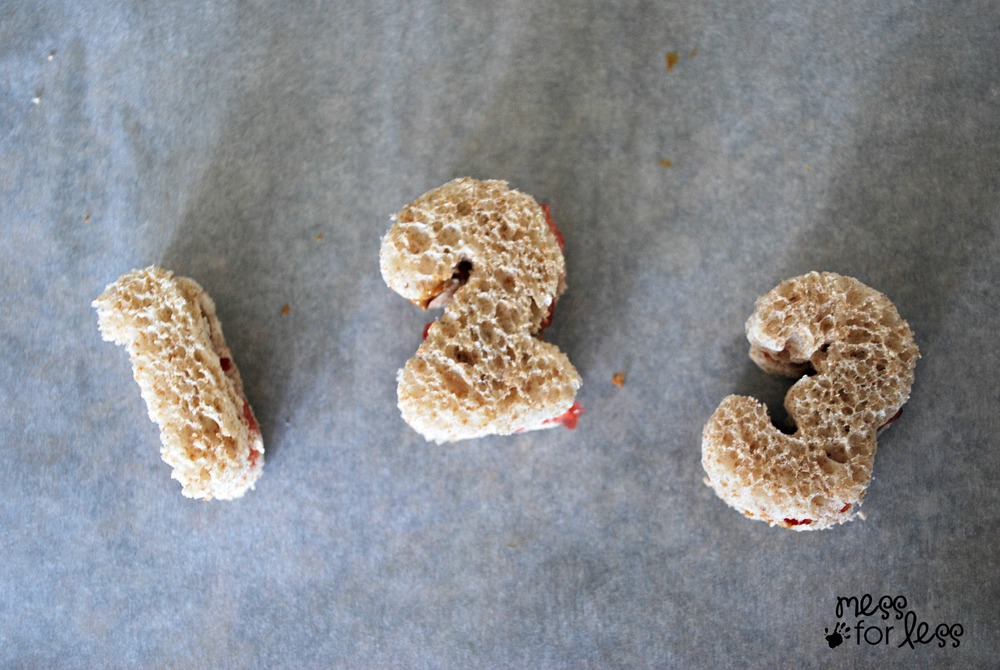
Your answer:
94,266 -> 263,500
701,272 -> 919,530
380,178 -> 583,443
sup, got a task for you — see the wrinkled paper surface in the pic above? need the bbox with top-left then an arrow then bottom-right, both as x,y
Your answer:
2,2 -> 998,667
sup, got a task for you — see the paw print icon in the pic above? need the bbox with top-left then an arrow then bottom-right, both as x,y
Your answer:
824,622 -> 850,648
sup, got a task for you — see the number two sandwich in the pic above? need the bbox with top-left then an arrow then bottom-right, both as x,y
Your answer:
380,178 -> 583,443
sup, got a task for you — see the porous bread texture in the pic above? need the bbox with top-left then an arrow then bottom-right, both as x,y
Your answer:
94,266 -> 263,500
702,272 -> 919,531
380,178 -> 581,443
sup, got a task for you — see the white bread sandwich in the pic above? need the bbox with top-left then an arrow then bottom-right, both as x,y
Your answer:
380,178 -> 583,443
94,266 -> 263,500
702,272 -> 919,530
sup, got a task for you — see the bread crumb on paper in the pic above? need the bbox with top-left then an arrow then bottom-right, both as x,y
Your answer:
612,371 -> 626,388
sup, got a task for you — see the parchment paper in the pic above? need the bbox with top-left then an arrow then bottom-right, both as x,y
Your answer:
2,1 -> 998,667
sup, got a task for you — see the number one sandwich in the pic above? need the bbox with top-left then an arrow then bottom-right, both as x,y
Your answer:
94,266 -> 263,500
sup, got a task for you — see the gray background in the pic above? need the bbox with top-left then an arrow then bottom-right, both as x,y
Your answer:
2,1 -> 998,667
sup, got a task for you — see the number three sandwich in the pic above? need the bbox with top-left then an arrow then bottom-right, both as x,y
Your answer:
702,272 -> 919,530
379,178 -> 583,443
94,266 -> 263,500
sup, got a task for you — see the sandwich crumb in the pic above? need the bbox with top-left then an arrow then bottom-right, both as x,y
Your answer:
280,303 -> 290,315
666,51 -> 679,71
659,159 -> 673,169
612,371 -> 626,388
314,233 -> 324,241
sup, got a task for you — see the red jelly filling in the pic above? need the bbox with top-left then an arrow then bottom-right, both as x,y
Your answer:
784,518 -> 813,527
422,322 -> 433,340
540,203 -> 565,251
539,302 -> 556,331
544,401 -> 584,430
840,503 -> 852,513
242,400 -> 259,434
219,356 -> 233,372
248,449 -> 260,467
878,408 -> 903,430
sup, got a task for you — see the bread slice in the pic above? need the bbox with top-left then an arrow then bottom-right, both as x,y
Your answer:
380,178 -> 582,443
702,272 -> 919,530
94,266 -> 263,500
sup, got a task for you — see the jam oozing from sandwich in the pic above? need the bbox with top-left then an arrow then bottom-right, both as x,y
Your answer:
219,356 -> 233,372
544,401 -> 584,430
878,407 -> 903,431
539,302 -> 556,331
242,399 -> 259,435
242,400 -> 261,467
783,518 -> 813,527
540,203 -> 565,251
422,322 -> 433,340
840,503 -> 851,513
535,204 -> 562,332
